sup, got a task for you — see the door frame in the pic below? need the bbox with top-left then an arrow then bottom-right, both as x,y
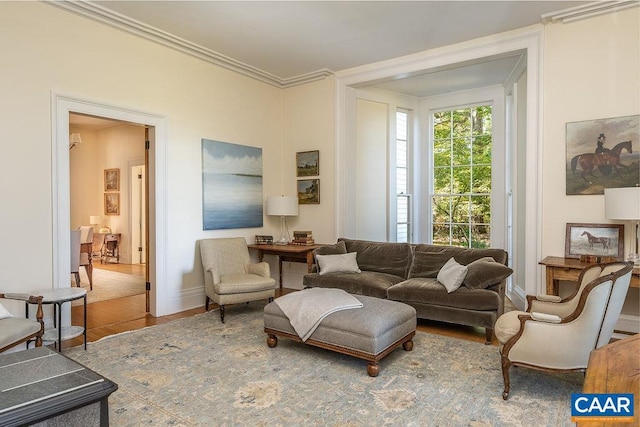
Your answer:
51,93 -> 167,316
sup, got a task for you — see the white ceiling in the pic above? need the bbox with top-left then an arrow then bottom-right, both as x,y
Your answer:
67,0 -> 593,127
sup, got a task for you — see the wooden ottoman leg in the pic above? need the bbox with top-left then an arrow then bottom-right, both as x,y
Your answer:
367,362 -> 380,377
267,334 -> 278,348
402,339 -> 414,351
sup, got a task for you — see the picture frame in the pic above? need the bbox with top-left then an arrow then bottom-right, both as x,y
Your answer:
565,114 -> 639,195
104,168 -> 120,192
564,223 -> 624,260
104,193 -> 120,216
296,150 -> 319,177
297,179 -> 320,204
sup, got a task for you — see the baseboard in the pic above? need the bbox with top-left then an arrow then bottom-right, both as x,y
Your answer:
614,313 -> 640,335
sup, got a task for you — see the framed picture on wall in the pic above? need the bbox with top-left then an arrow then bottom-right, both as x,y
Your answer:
104,193 -> 120,216
104,168 -> 120,191
296,150 -> 319,177
297,179 -> 320,204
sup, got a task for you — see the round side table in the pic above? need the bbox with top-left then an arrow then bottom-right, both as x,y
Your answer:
29,287 -> 87,352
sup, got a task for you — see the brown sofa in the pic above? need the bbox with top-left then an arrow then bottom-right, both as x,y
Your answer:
302,238 -> 512,344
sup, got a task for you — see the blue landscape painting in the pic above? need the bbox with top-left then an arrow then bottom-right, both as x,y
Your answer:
202,139 -> 263,230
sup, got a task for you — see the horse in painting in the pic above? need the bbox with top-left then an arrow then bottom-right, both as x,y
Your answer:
581,231 -> 611,250
570,140 -> 633,183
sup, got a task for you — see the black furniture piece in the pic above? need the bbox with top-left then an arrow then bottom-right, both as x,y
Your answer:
0,347 -> 117,426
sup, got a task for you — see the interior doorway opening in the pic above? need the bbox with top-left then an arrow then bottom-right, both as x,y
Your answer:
69,112 -> 149,312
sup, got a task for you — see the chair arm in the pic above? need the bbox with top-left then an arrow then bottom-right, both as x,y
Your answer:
247,262 -> 271,278
530,312 -> 561,323
206,267 -> 221,285
535,294 -> 562,302
1,292 -> 35,302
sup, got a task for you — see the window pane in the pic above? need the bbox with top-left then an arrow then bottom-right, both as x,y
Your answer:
452,166 -> 471,194
397,168 -> 407,194
452,137 -> 471,166
432,224 -> 451,245
397,196 -> 408,222
471,165 -> 491,193
432,196 -> 450,223
397,224 -> 408,243
396,111 -> 407,140
433,139 -> 451,167
471,195 -> 491,224
472,106 -> 492,135
433,111 -> 451,139
472,134 -> 491,164
452,109 -> 471,137
451,223 -> 470,247
433,167 -> 451,193
451,196 -> 470,224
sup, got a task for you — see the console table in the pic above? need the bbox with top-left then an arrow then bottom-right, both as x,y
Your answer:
248,244 -> 324,289
0,347 -> 117,426
539,256 -> 640,295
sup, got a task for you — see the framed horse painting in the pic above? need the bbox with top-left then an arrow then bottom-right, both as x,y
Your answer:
565,223 -> 624,261
565,114 -> 639,195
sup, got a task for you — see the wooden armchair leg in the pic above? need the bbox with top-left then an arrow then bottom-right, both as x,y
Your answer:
501,355 -> 511,400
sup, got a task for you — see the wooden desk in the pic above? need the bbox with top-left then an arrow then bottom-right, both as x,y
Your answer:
579,334 -> 639,427
539,256 -> 640,295
248,244 -> 324,289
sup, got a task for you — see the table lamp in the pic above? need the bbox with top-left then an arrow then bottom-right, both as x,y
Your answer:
89,215 -> 101,231
267,196 -> 298,245
605,186 -> 640,265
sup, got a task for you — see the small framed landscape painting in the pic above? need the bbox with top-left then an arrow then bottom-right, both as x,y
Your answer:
297,179 -> 320,204
296,150 -> 319,177
564,223 -> 624,260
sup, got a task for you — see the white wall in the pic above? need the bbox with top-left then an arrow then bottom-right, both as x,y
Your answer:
0,2 -> 284,315
542,9 -> 639,326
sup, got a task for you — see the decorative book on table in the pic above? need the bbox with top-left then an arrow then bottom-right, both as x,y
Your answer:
293,231 -> 314,245
255,235 -> 274,245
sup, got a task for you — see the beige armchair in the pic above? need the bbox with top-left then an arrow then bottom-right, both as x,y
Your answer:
200,237 -> 276,323
0,293 -> 44,353
495,262 -> 633,400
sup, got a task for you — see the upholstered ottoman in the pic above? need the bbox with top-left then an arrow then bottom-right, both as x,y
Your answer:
264,293 -> 416,376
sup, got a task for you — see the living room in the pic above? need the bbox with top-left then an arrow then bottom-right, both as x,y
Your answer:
1,1 -> 638,424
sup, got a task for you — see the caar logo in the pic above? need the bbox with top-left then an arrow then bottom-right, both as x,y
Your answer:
571,394 -> 635,423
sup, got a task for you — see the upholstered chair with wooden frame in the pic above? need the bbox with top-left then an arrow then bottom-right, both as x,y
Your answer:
200,237 -> 276,323
495,262 -> 633,400
0,293 -> 45,353
78,225 -> 94,290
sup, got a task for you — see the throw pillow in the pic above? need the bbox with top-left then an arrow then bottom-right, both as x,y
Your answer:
0,302 -> 13,320
313,241 -> 347,272
437,257 -> 468,293
463,257 -> 513,289
316,252 -> 361,275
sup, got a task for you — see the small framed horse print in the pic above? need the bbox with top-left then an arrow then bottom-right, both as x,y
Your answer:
565,223 -> 624,261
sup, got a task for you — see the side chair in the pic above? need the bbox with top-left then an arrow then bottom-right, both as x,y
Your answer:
495,262 -> 633,400
199,237 -> 276,323
0,293 -> 45,353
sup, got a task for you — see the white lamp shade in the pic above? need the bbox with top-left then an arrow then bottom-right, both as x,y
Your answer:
605,187 -> 640,220
89,216 -> 101,225
267,196 -> 298,216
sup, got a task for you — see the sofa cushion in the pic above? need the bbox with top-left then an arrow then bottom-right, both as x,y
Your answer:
303,271 -> 404,299
316,253 -> 361,275
312,241 -> 347,271
387,278 -> 501,311
339,238 -> 412,278
437,257 -> 468,293
463,257 -> 513,289
409,244 -> 508,278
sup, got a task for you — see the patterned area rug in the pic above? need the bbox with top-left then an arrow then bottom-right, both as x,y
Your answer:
71,268 -> 145,305
66,302 -> 583,426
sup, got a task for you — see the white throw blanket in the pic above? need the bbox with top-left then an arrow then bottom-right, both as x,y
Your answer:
274,288 -> 363,342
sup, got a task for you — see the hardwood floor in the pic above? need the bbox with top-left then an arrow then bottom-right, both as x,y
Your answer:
67,264 -> 505,349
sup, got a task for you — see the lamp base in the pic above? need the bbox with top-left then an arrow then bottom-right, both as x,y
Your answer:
627,253 -> 640,266
275,216 -> 290,245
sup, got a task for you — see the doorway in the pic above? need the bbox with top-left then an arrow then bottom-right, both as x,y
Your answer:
53,93 -> 167,318
69,113 -> 148,310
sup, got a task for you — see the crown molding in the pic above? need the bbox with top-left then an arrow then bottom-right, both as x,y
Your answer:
541,0 -> 639,24
42,0 -> 332,88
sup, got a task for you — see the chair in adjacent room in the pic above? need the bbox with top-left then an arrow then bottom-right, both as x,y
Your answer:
495,262 -> 633,400
199,237 -> 277,323
71,229 -> 82,287
78,225 -> 94,290
0,293 -> 45,353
